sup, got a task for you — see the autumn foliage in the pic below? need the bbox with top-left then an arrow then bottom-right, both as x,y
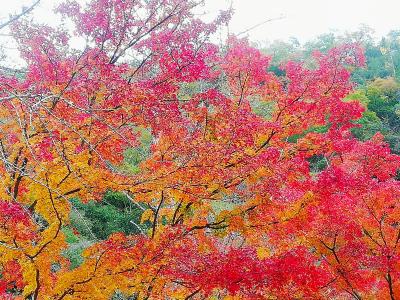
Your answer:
0,0 -> 399,299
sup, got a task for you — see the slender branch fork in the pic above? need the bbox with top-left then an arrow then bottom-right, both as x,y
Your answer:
0,0 -> 41,30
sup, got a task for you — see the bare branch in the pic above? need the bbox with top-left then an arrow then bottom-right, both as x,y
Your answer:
0,0 -> 41,30
237,15 -> 285,37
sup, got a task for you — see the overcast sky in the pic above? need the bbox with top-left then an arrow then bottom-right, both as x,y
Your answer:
207,0 -> 400,43
1,0 -> 400,44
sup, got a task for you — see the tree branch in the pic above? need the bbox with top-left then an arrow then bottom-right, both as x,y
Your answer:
0,0 -> 41,30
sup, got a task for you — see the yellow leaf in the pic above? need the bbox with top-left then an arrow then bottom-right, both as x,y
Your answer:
257,247 -> 270,260
140,209 -> 154,223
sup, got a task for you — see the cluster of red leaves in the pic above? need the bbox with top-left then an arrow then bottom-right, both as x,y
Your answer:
0,260 -> 24,299
0,201 -> 36,242
165,236 -> 330,299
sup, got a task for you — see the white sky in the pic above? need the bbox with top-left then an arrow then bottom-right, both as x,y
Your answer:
206,0 -> 400,43
1,0 -> 400,44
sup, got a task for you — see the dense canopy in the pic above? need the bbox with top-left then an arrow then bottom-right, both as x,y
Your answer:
0,0 -> 399,299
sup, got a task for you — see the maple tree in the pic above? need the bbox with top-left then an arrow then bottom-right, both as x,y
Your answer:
0,0 -> 399,299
